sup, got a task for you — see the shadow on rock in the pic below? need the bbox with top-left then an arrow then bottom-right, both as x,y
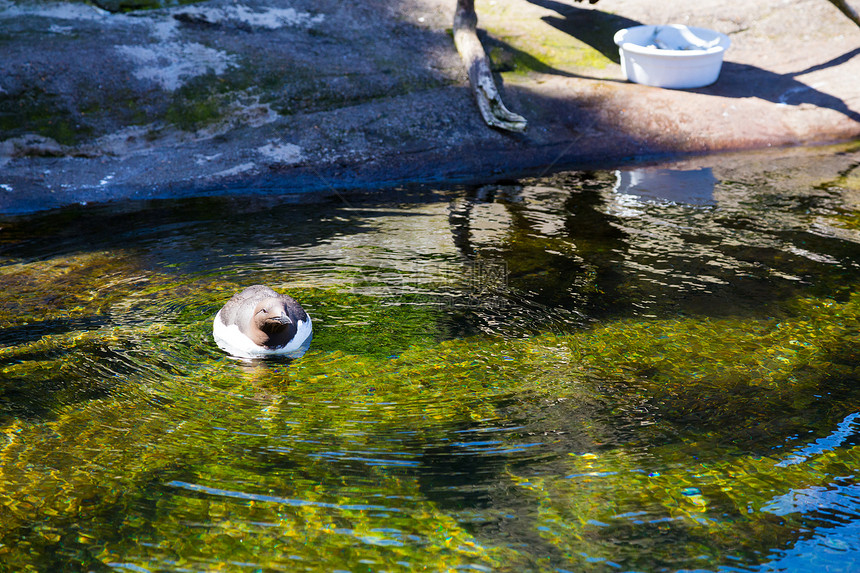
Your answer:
527,0 -> 640,63
698,50 -> 860,124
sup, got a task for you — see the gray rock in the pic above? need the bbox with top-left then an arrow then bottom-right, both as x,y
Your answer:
0,0 -> 858,213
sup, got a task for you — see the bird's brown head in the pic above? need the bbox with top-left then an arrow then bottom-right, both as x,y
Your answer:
252,298 -> 293,336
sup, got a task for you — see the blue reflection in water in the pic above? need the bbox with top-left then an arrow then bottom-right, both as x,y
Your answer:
166,480 -> 401,512
776,412 -> 860,468
718,482 -> 860,573
614,167 -> 718,205
752,521 -> 860,573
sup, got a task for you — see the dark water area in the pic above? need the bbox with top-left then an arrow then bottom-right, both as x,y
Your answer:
1,143 -> 859,572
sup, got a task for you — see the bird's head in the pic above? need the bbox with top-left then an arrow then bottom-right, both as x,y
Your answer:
253,298 -> 293,334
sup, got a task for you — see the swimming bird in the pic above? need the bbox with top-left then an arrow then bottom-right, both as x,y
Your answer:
213,285 -> 313,359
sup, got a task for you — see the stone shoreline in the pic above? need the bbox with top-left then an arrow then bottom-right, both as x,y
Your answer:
1,0 -> 859,213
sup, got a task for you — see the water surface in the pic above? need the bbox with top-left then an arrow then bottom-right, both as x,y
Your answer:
1,144 -> 859,572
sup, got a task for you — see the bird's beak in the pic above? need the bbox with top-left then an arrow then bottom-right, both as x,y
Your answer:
275,314 -> 293,325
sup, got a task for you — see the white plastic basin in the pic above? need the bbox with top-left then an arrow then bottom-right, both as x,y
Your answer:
613,25 -> 731,89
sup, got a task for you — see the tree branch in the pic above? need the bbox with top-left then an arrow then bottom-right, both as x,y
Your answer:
453,0 -> 527,133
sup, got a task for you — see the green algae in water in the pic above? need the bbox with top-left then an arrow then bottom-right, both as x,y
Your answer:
1,149 -> 860,571
2,287 -> 858,571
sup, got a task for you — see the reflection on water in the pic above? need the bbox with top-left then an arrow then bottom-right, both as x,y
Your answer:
1,144 -> 859,572
614,166 -> 719,205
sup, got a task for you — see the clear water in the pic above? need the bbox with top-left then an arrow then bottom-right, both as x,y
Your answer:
1,144 -> 859,572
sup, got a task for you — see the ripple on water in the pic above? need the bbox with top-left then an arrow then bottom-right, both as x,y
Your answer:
1,146 -> 859,572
